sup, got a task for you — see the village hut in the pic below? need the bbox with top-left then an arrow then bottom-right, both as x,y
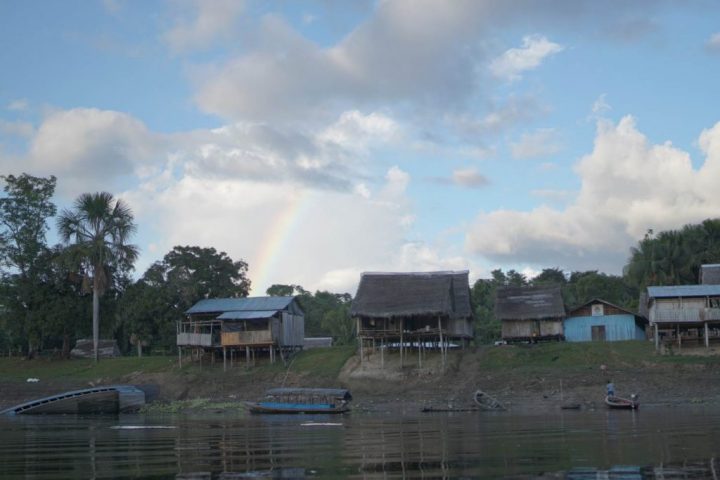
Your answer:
496,285 -> 565,342
700,264 -> 720,285
177,296 -> 304,369
646,284 -> 720,351
351,271 -> 474,367
564,299 -> 646,342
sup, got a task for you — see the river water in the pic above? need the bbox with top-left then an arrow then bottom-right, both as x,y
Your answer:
1,406 -> 719,479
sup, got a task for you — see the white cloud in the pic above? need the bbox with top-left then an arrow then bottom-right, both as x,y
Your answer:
706,32 -> 720,53
125,164 -> 421,294
591,94 -> 611,115
0,119 -> 34,138
510,128 -> 562,159
6,99 -> 28,112
466,116 -> 720,273
452,168 -> 490,188
489,34 -> 564,81
163,0 -> 246,53
6,108 -> 162,195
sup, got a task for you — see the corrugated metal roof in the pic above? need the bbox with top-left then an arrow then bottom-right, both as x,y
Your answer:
217,310 -> 278,320
186,296 -> 295,314
647,285 -> 720,298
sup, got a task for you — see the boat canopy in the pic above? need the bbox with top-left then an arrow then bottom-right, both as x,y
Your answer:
263,388 -> 352,401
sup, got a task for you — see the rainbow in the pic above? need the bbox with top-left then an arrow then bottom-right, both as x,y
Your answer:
251,190 -> 314,294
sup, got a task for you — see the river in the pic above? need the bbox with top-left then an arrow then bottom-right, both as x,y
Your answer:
1,406 -> 719,479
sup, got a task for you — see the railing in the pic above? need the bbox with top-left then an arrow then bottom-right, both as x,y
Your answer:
652,309 -> 703,323
221,330 -> 273,346
702,308 -> 720,321
176,333 -> 213,347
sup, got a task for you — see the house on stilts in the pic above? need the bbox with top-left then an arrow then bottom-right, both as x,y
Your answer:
496,285 -> 566,342
176,296 -> 304,369
350,271 -> 474,368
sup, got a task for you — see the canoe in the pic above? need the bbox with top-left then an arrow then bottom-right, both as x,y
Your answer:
245,401 -> 350,414
247,388 -> 351,414
473,389 -> 505,411
605,394 -> 639,410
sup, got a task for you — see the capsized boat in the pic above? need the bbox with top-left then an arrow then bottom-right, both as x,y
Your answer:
246,388 -> 351,414
605,394 -> 639,410
0,385 -> 145,415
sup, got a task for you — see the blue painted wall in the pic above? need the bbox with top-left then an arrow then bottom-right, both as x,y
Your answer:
563,314 -> 645,342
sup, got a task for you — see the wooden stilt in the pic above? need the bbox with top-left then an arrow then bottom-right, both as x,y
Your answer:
677,324 -> 681,350
654,323 -> 659,351
246,346 -> 250,366
706,322 -> 710,348
381,338 -> 384,369
400,328 -> 404,368
223,347 -> 227,372
178,346 -> 182,368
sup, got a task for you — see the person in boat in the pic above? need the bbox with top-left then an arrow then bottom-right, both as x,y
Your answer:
606,380 -> 615,397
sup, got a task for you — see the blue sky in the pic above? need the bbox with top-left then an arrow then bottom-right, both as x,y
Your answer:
2,0 -> 720,294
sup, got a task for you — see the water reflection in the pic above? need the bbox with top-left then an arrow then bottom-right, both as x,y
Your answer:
1,407 -> 719,479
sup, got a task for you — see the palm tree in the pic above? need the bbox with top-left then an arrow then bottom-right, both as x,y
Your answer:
57,192 -> 138,362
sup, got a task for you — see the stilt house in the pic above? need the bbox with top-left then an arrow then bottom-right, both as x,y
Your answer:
564,299 -> 646,342
177,296 -> 304,367
496,285 -> 565,342
351,271 -> 474,366
646,285 -> 720,351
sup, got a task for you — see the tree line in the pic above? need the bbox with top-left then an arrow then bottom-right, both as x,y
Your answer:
2,173 -> 720,357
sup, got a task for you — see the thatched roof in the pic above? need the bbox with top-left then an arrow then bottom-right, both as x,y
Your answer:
350,271 -> 472,319
495,285 -> 565,321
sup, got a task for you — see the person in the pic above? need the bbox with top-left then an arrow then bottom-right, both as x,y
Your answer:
606,380 -> 615,397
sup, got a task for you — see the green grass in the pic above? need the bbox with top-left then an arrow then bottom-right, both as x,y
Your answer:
0,356 -> 177,382
289,346 -> 356,378
477,341 -> 720,371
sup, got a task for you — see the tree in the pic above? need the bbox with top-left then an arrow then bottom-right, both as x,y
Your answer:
266,284 -> 307,297
57,192 -> 138,362
0,174 -> 57,356
116,246 -> 251,354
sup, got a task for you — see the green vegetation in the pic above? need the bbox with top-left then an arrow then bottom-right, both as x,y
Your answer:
289,346 -> 356,378
0,356 -> 176,382
3,173 -> 720,357
478,341 -> 720,372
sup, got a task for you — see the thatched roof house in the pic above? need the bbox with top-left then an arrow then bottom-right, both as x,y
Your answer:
351,271 -> 474,340
495,285 -> 565,342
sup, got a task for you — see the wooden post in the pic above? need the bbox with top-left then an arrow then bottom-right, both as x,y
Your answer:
677,324 -> 681,350
654,323 -> 659,351
438,317 -> 445,369
223,347 -> 227,372
381,338 -> 384,369
178,346 -> 182,368
400,320 -> 404,368
359,337 -> 364,365
246,346 -> 250,366
270,346 -> 275,364
706,322 -> 710,348
418,337 -> 422,369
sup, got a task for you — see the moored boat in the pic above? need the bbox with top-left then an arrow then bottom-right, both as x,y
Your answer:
246,388 -> 352,414
605,394 -> 639,410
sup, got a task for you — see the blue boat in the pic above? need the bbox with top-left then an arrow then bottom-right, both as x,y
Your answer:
246,388 -> 352,414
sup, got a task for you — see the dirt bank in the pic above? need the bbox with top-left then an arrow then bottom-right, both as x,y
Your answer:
2,344 -> 720,414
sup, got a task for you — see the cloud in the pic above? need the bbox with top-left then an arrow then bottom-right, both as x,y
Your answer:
466,116 -> 720,273
430,168 -> 490,189
489,34 -> 564,81
125,164 -> 425,294
163,0 -> 246,53
0,119 -> 34,138
6,99 -> 28,112
5,108 -> 162,195
510,128 -> 562,159
706,32 -> 720,53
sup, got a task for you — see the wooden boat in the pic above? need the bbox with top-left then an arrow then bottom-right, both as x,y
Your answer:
473,389 -> 506,411
246,388 -> 352,414
605,394 -> 639,410
0,385 -> 145,415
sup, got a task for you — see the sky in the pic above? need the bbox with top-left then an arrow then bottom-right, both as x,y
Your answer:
2,0 -> 720,295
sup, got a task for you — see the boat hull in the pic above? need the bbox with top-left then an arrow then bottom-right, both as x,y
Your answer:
605,395 -> 639,410
245,401 -> 349,414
